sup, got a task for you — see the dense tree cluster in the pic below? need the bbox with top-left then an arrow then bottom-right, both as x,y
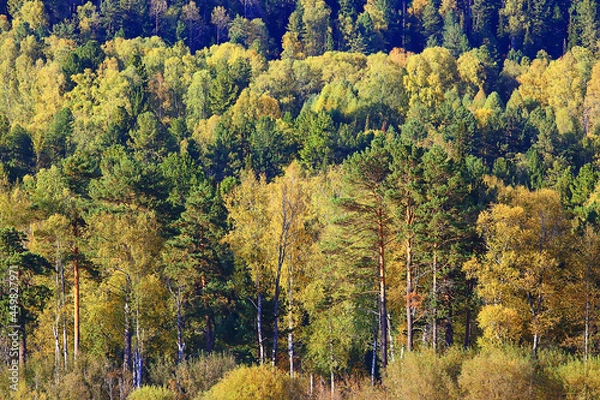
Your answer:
3,0 -> 600,398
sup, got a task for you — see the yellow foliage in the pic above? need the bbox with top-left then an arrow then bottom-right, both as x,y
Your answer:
43,36 -> 77,64
305,51 -> 367,85
439,0 -> 457,17
477,304 -> 524,346
473,107 -> 493,128
205,42 -> 267,77
466,187 -> 569,349
459,347 -> 535,400
281,31 -> 305,60
230,89 -> 282,127
404,47 -> 459,108
364,0 -> 388,31
410,0 -> 429,16
517,57 -> 548,104
200,365 -> 308,400
457,50 -> 486,95
584,61 -> 600,135
543,51 -> 587,122
13,0 -> 47,30
389,47 -> 413,68
192,114 -> 221,146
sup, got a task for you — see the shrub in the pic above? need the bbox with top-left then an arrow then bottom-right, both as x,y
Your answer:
149,353 -> 237,398
200,364 -> 308,400
384,349 -> 463,400
458,346 -> 535,400
556,357 -> 600,399
128,385 -> 176,400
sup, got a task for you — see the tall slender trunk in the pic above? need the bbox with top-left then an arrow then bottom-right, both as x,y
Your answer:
464,280 -> 474,348
72,222 -> 80,362
287,269 -> 294,378
257,291 -> 265,364
370,330 -> 377,386
377,215 -> 388,367
272,246 -> 285,366
388,313 -> 395,363
54,241 -> 61,381
134,298 -> 142,389
329,313 -> 336,396
61,251 -> 68,370
406,235 -> 414,352
176,286 -> 185,364
585,260 -> 591,361
432,249 -> 438,352
201,275 -> 215,353
123,291 -> 132,373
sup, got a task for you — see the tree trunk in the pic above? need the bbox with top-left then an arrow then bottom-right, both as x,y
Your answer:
54,243 -> 61,380
287,270 -> 294,378
370,331 -> 377,386
445,289 -> 454,348
134,300 -> 142,389
201,275 -> 215,353
73,222 -> 80,362
585,260 -> 591,361
406,235 -> 414,352
61,255 -> 68,371
432,250 -> 438,352
123,293 -> 132,373
330,315 -> 336,396
377,216 -> 388,367
464,281 -> 474,348
176,286 -> 185,364
257,291 -> 265,364
272,246 -> 285,366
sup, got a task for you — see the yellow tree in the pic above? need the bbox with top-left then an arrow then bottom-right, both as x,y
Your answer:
464,186 -> 570,354
223,171 -> 271,364
267,162 -> 310,375
224,163 -> 310,370
541,48 -> 592,134
563,226 -> 600,358
404,47 -> 459,109
583,61 -> 600,135
87,210 -> 166,389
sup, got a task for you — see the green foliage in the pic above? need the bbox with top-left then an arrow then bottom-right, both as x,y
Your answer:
127,385 -> 175,400
149,353 -> 237,398
556,357 -> 600,399
458,347 -> 535,400
201,365 -> 308,400
384,349 -> 463,399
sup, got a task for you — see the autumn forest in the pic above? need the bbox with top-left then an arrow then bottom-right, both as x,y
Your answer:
1,0 -> 600,398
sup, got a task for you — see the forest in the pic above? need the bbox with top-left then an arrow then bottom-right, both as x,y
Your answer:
2,0 -> 600,399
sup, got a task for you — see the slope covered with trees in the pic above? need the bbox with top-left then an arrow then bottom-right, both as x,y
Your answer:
2,0 -> 600,399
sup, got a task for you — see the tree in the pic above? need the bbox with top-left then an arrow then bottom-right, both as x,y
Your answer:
223,171 -> 270,364
0,227 -> 51,368
162,182 -> 231,360
209,65 -> 239,116
28,154 -> 98,363
339,136 -> 395,367
181,1 -> 204,51
569,0 -> 599,52
464,186 -> 570,353
442,11 -> 470,57
404,47 -> 460,109
87,209 -> 165,389
389,139 -> 426,352
149,0 -> 167,36
211,7 -> 231,44
301,0 -> 331,56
